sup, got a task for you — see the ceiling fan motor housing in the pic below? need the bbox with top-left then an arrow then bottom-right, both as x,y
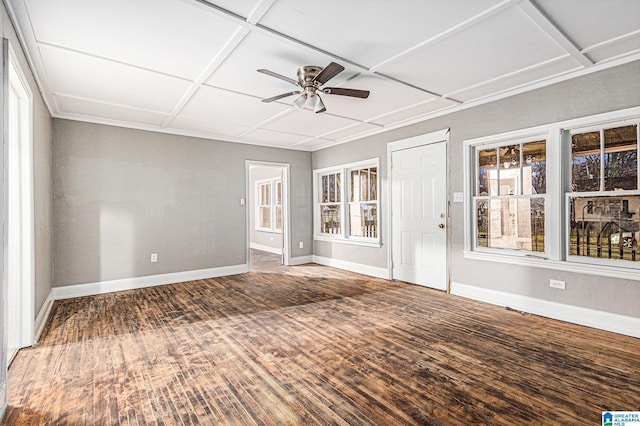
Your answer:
297,65 -> 322,90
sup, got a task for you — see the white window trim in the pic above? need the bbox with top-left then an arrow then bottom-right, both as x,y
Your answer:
463,106 -> 640,281
255,177 -> 282,234
313,158 -> 381,247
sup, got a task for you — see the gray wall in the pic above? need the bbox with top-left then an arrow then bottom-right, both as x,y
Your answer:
313,60 -> 640,318
52,120 -> 312,287
2,2 -> 53,323
249,165 -> 283,252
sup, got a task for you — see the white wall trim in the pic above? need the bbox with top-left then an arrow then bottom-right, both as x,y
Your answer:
451,282 -> 640,338
52,264 -> 249,300
312,255 -> 388,279
34,290 -> 54,343
289,255 -> 313,266
249,242 -> 283,255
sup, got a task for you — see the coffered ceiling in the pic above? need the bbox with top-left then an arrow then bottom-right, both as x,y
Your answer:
6,0 -> 640,150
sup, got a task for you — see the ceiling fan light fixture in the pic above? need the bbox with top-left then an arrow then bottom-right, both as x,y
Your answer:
293,93 -> 307,110
313,95 -> 326,114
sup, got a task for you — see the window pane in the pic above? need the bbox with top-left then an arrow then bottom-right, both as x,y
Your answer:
320,204 -> 341,234
259,207 -> 271,228
604,125 -> 638,191
478,148 -> 497,196
275,206 -> 282,230
518,197 -> 545,252
370,168 -> 377,201
329,174 -> 336,203
360,169 -> 369,202
260,183 -> 271,206
275,181 -> 282,205
350,170 -> 359,202
349,202 -> 377,238
523,140 -> 546,195
478,197 -> 544,252
569,195 -> 639,262
476,199 -> 489,247
499,145 -> 519,195
336,173 -> 342,202
572,131 -> 601,192
321,175 -> 328,203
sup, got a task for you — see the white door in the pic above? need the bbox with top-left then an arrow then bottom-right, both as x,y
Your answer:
391,142 -> 447,290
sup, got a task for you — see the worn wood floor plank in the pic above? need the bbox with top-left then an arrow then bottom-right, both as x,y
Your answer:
4,255 -> 639,425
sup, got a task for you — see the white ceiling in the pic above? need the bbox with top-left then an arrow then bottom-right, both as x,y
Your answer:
6,0 -> 640,151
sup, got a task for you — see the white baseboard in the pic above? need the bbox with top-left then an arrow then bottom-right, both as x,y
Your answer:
52,264 -> 249,300
250,242 -> 283,255
451,282 -> 640,338
288,255 -> 313,266
34,290 -> 55,343
312,255 -> 389,279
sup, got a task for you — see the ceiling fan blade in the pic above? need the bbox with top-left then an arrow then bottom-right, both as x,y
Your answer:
322,87 -> 370,99
261,91 -> 300,103
257,69 -> 298,86
313,62 -> 345,85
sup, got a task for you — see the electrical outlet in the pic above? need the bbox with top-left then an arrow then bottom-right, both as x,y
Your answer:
299,241 -> 304,249
549,279 -> 565,289
151,253 -> 158,263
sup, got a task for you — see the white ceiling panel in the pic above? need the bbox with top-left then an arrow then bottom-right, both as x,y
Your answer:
55,95 -> 168,127
6,0 -> 640,151
262,109 -> 359,137
378,6 -> 568,96
258,0 -> 505,68
201,0 -> 260,20
168,116 -> 249,138
25,0 -> 242,80
371,99 -> 458,126
320,75 -> 438,121
320,123 -> 382,141
535,0 -> 640,50
206,31 -> 358,99
584,34 -> 640,64
179,85 -> 291,127
238,128 -> 310,146
40,45 -> 192,112
451,57 -> 582,102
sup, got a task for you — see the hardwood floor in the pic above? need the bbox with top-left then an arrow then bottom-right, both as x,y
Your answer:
4,263 -> 639,425
249,248 -> 282,271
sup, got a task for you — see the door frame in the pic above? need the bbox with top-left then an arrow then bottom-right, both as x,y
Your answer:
245,160 -> 291,266
387,128 -> 450,290
7,44 -> 35,354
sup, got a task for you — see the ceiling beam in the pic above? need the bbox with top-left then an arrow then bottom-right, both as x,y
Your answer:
518,0 -> 593,68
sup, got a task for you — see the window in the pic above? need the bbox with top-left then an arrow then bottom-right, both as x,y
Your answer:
474,139 -> 547,253
568,123 -> 639,266
314,159 -> 380,245
465,107 -> 640,277
255,178 -> 282,232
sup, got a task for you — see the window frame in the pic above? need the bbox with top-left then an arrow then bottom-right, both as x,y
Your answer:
313,158 -> 381,247
565,119 -> 640,269
255,177 -> 282,233
463,106 -> 640,281
471,135 -> 550,257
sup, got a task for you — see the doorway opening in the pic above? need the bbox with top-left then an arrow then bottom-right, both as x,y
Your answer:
6,46 -> 35,363
246,162 -> 290,271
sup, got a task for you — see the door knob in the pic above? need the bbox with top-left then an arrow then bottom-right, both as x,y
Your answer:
439,223 -> 445,229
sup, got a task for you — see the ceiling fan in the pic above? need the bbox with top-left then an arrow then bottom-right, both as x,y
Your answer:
257,62 -> 370,113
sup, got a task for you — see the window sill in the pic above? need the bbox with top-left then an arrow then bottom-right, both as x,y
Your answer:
314,235 -> 381,248
254,228 -> 282,234
463,250 -> 640,281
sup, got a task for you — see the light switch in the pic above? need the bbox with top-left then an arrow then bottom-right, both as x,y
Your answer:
453,192 -> 464,203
